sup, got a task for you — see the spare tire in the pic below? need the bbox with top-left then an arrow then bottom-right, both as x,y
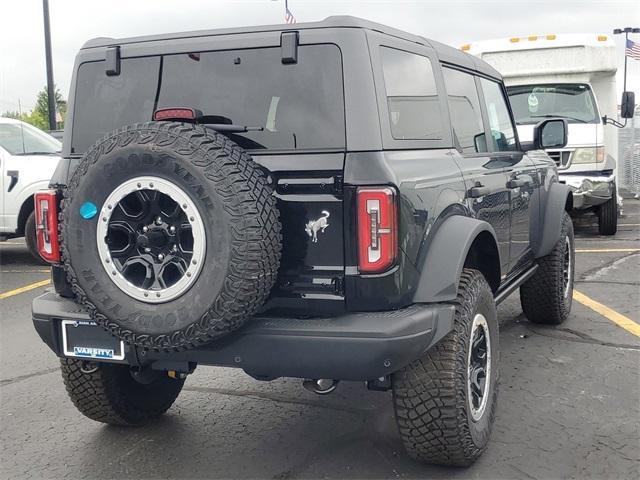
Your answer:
61,122 -> 281,351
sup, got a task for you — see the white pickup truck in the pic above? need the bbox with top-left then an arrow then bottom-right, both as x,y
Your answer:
0,117 -> 61,260
466,34 -> 623,235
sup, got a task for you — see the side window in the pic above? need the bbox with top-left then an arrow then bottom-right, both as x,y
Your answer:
380,47 -> 443,140
479,78 -> 518,152
442,68 -> 487,154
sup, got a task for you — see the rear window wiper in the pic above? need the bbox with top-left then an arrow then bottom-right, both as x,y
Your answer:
204,124 -> 264,133
153,109 -> 264,133
198,114 -> 263,133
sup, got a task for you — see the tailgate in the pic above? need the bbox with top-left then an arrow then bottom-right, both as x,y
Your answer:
253,153 -> 345,315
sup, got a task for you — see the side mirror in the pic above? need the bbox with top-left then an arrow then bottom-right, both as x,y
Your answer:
531,118 -> 568,150
473,132 -> 487,153
621,91 -> 635,119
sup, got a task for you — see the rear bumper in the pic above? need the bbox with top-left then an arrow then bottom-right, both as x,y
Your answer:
561,172 -> 615,209
32,291 -> 454,381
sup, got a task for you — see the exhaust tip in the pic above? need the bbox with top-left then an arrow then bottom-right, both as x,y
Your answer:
302,378 -> 338,395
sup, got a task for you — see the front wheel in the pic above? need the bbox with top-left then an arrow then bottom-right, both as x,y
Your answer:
520,211 -> 574,324
597,192 -> 617,236
60,358 -> 184,426
392,269 -> 499,467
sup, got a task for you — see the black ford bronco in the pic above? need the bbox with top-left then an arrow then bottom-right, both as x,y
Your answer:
32,16 -> 575,466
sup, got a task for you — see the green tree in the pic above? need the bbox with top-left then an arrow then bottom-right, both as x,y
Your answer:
1,111 -> 22,120
33,86 -> 67,130
2,87 -> 67,130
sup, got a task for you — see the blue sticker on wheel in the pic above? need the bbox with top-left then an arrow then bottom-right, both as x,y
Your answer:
79,202 -> 97,219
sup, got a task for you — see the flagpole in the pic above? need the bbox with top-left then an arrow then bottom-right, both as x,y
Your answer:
614,27 -> 640,94
623,30 -> 628,94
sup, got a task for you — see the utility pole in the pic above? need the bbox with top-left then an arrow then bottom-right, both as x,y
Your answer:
42,0 -> 56,130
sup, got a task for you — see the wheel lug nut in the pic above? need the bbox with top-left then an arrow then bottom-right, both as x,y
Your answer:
144,247 -> 151,253
142,226 -> 148,233
158,253 -> 165,261
169,226 -> 176,233
155,216 -> 162,225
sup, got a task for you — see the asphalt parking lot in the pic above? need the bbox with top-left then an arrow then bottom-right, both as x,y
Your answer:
1,201 -> 639,480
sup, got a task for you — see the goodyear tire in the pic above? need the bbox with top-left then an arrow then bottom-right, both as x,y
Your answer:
392,269 -> 499,467
61,122 -> 281,351
520,211 -> 574,325
60,358 -> 184,426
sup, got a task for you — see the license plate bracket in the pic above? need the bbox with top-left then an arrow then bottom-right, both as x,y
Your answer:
61,320 -> 125,361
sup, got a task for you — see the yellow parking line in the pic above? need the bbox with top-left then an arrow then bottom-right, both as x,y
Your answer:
574,290 -> 640,338
0,279 -> 51,300
576,248 -> 640,253
0,269 -> 51,273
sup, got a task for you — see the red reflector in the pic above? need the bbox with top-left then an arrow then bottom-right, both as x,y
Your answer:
34,190 -> 60,263
357,187 -> 397,273
153,108 -> 197,121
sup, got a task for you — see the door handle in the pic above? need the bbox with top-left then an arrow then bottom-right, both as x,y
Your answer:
469,184 -> 492,198
506,178 -> 528,189
7,170 -> 19,192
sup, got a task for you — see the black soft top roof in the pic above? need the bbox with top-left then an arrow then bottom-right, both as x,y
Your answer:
81,15 -> 501,79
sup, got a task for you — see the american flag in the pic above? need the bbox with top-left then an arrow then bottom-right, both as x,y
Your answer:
285,0 -> 296,24
626,39 -> 640,60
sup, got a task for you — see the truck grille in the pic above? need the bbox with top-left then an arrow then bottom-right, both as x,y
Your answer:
547,150 -> 573,169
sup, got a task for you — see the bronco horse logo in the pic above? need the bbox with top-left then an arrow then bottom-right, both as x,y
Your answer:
305,211 -> 330,243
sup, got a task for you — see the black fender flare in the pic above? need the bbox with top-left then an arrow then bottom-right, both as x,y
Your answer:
413,216 -> 500,303
533,182 -> 571,258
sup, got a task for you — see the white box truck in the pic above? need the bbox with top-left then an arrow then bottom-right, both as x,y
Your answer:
465,34 -> 623,234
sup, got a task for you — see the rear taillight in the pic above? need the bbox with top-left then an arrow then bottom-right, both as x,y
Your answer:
357,187 -> 397,273
34,190 -> 60,263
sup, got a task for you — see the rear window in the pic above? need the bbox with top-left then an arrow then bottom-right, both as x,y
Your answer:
72,57 -> 160,153
71,44 -> 345,154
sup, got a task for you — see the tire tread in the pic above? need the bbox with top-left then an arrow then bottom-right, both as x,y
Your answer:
392,269 -> 498,467
60,358 -> 183,426
520,212 -> 574,324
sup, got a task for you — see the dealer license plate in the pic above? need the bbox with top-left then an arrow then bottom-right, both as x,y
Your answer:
61,320 -> 125,361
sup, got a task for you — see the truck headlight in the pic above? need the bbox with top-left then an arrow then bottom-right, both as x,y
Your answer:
572,146 -> 605,164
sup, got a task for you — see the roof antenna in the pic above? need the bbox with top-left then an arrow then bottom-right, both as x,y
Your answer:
17,99 -> 26,154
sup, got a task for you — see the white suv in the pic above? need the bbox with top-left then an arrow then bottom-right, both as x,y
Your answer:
0,117 -> 61,261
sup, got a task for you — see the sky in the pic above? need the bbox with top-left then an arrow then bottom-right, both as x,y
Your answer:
1,0 -> 639,113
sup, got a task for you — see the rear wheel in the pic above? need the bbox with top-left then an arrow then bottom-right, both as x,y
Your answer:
392,269 -> 499,467
25,211 -> 47,264
597,191 -> 617,236
60,358 -> 184,426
